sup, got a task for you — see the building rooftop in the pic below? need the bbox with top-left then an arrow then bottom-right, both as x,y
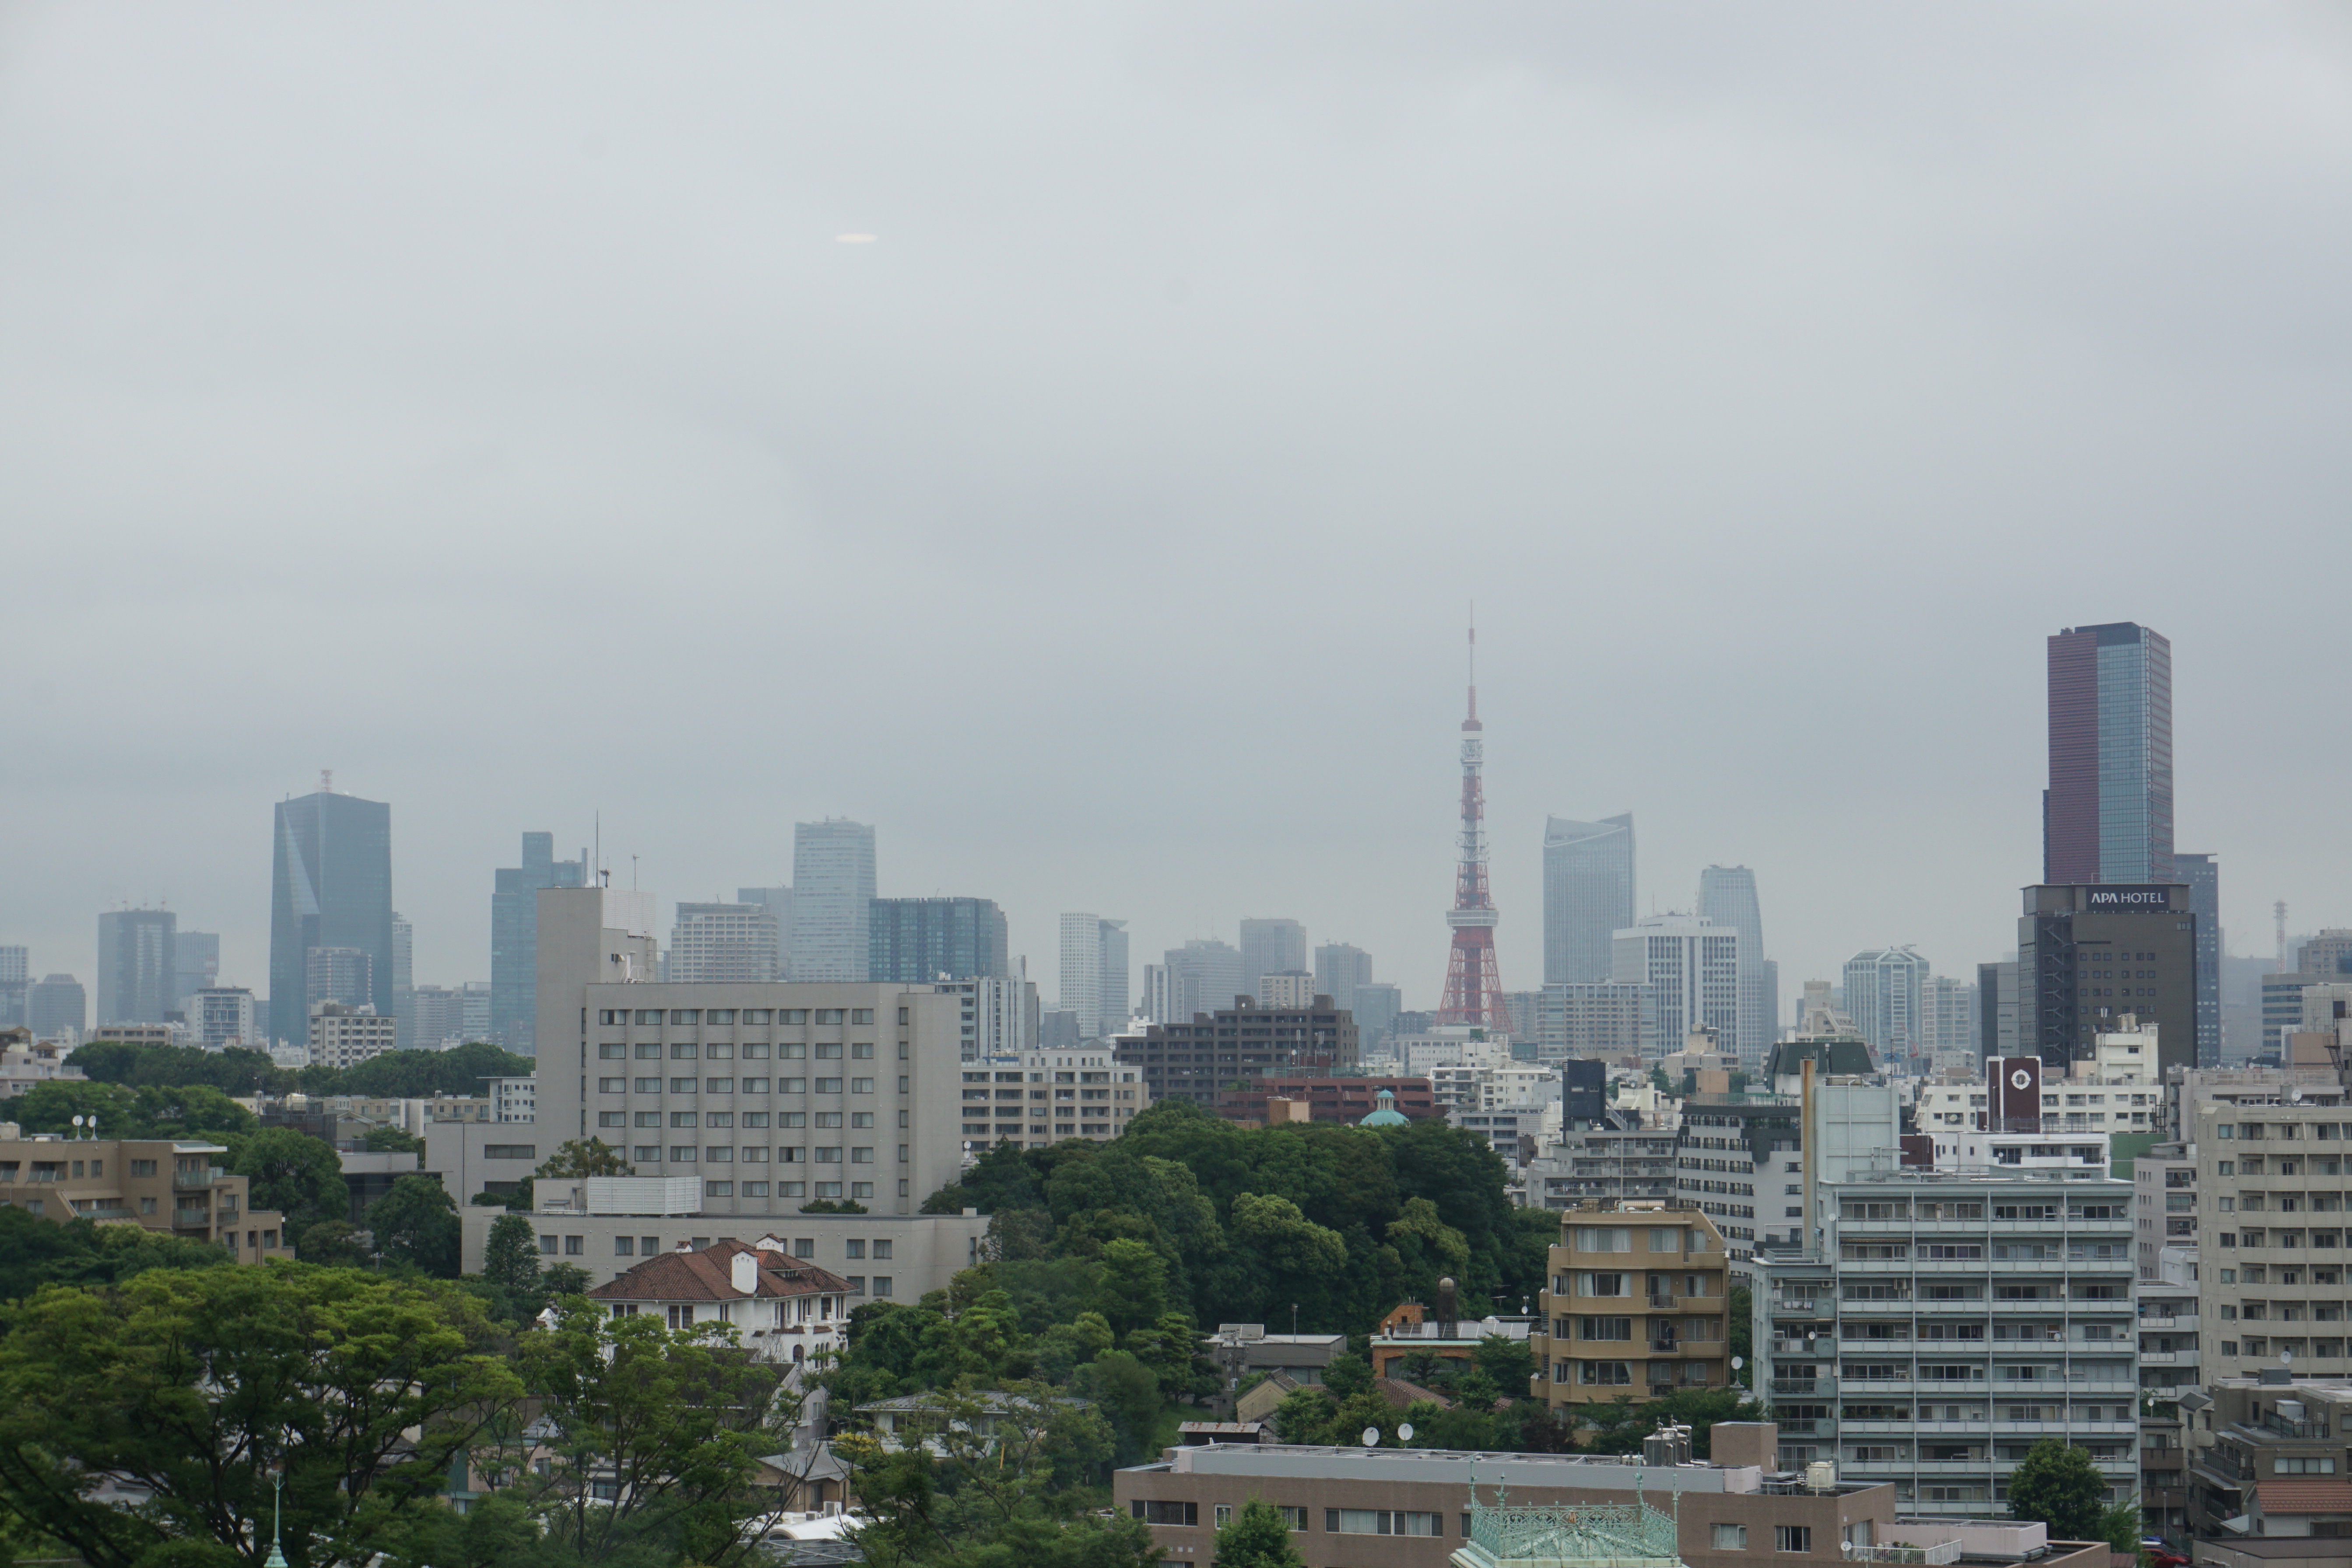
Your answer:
585,1238 -> 853,1303
1124,1441 -> 1883,1498
2256,1481 -> 2352,1515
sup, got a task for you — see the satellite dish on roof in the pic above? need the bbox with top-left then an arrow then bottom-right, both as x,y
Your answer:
2283,1350 -> 2296,1366
2290,1086 -> 2306,1103
1397,1422 -> 1416,1443
1731,1356 -> 1745,1370
1362,1427 -> 1381,1448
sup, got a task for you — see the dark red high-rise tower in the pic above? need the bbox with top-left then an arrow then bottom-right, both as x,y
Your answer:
1436,621 -> 1511,1030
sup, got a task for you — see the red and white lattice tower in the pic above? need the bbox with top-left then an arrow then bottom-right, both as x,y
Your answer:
1436,620 -> 1511,1030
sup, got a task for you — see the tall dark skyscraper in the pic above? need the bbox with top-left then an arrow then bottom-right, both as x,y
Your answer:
96,909 -> 176,1025
491,831 -> 586,1052
2044,622 -> 2173,885
1542,814 -> 1635,984
2019,882 -> 2197,1075
2176,852 -> 2222,1067
268,783 -> 393,1048
867,897 -> 1010,983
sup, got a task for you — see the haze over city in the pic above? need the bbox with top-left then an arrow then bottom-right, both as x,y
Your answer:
5,3 -> 2350,1011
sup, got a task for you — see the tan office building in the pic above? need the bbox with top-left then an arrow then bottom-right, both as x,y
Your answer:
1532,1198 -> 1731,1412
0,1135 -> 286,1258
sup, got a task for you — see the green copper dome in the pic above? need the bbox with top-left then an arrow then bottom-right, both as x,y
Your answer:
1359,1087 -> 1410,1127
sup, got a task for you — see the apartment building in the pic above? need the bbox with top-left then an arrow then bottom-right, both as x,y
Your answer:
0,1135 -> 286,1259
2135,1141 -> 2197,1276
1531,1199 -> 1732,1416
2138,1260 -> 2200,1407
1115,994 -> 1360,1107
957,1048 -> 1141,1150
2185,1374 -> 2352,1537
1750,1168 -> 2139,1516
0,1028 -> 87,1099
308,1003 -> 397,1069
1520,1116 -> 1682,1209
2191,1089 -> 2352,1387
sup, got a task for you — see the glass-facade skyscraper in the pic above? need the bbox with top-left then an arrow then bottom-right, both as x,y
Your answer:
268,786 -> 393,1048
867,897 -> 1010,983
1542,814 -> 1634,984
96,909 -> 177,1025
1697,866 -> 1770,1063
2044,621 -> 2173,885
490,831 -> 586,1052
2176,852 -> 2222,1067
790,820 -> 877,982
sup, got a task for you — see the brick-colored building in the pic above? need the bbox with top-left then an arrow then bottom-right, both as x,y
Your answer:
1531,1198 -> 1731,1413
1215,1077 -> 1439,1126
0,1135 -> 286,1259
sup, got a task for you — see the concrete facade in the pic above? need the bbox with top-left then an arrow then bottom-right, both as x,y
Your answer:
0,1135 -> 285,1258
1532,1199 -> 1732,1413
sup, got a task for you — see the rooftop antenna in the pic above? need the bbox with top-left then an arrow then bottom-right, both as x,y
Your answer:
632,854 -> 639,891
595,811 -> 601,880
318,769 -> 333,795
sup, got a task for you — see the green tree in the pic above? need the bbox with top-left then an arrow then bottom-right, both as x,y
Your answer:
1093,1238 -> 1170,1334
126,1083 -> 255,1139
0,1263 -> 521,1568
1075,1348 -> 1165,1464
299,1219 -> 372,1266
0,1207 -> 235,1303
227,1127 -> 347,1235
1320,1352 -> 1373,1402
368,1174 -> 462,1277
1728,1284 -> 1753,1387
534,1138 -> 633,1179
1213,1497 -> 1306,1568
363,1124 -> 425,1156
1269,1385 -> 1333,1445
2007,1437 -> 2112,1542
481,1214 -> 542,1300
1473,1333 -> 1537,1402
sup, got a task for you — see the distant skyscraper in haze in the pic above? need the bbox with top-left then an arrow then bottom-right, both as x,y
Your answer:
1314,943 -> 1375,1010
389,912 -> 414,1048
2176,852 -> 2222,1066
668,903 -> 782,983
1059,914 -> 1130,1039
1239,919 -> 1308,993
1543,815 -> 1634,984
96,909 -> 176,1025
1697,866 -> 1768,1072
269,782 -> 393,1048
869,897 -> 1010,983
172,932 -> 219,1010
790,820 -> 876,981
1843,947 -> 1931,1060
1159,938 -> 1243,1023
26,974 -> 86,1040
1611,914 -> 1739,1059
305,947 -> 373,1010
490,832 -> 585,1051
2044,622 -> 2173,885
736,886 -> 794,978
1352,981 -> 1403,1050
0,947 -> 26,1028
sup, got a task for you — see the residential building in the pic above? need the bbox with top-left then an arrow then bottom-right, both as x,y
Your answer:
96,909 -> 177,1025
191,987 -> 258,1049
1521,1119 -> 1682,1210
1257,972 -> 1318,1008
932,971 -> 1037,1062
268,783 -> 394,1048
1116,995 -> 1359,1108
1543,814 -> 1635,985
0,1134 -> 286,1258
1921,975 -> 1979,1059
304,946 -> 372,1010
958,1047 -> 1142,1148
489,832 -> 586,1051
171,931 -> 219,1011
668,902 -> 783,984
308,1004 -> 398,1070
2188,1082 -> 2352,1391
2137,1256 -> 2199,1411
1527,982 -> 1652,1064
1059,914 -> 1131,1041
735,887 -> 794,979
0,1028 -> 88,1098
2043,620 -> 2173,886
25,974 -> 85,1041
1794,981 -> 1855,1040
1697,866 -> 1770,1081
789,820 -> 876,982
1391,1029 -> 1513,1078
2134,1140 -> 2197,1278
868,897 -> 1009,984
490,1076 -> 536,1122
1155,937 -> 1241,1027
1313,944 -> 1375,1012
1842,948 -> 1930,1063
2018,882 -> 2198,1075
2184,1375 -> 2352,1538
533,885 -> 969,1222
1531,1199 -> 1731,1414
2177,853 -> 2223,1067
1612,915 -> 1740,1063
585,1237 -> 856,1366
0,947 -> 27,1029
1751,1166 -> 2141,1514
1239,919 -> 1308,994
1369,1295 -> 1537,1380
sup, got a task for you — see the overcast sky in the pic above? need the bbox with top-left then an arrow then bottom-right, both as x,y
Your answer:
5,3 -> 2350,1018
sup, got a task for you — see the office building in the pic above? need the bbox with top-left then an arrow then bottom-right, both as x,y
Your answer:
1697,866 -> 1769,1079
388,913 -> 413,1049
172,931 -> 219,1010
308,1004 -> 398,1070
0,1135 -> 285,1258
735,887 -> 795,979
268,783 -> 394,1048
460,981 -> 492,1043
490,832 -> 586,1051
1312,943 -> 1374,1011
1530,1200 -> 1731,1415
1543,814 -> 1635,985
304,946 -> 372,1011
0,947 -> 26,1029
26,974 -> 86,1041
1238,919 -> 1307,994
2019,883 -> 2197,1074
1350,981 -> 1402,1051
2300,930 -> 2352,979
932,971 -> 1037,1062
407,984 -> 465,1051
669,903 -> 783,984
1920,974 -> 1979,1058
531,885 -> 969,1222
1155,938 -> 1242,1025
789,820 -> 876,982
868,898 -> 1009,984
95,909 -> 176,1026
1115,995 -> 1358,1108
958,1046 -> 1142,1148
1058,914 -> 1131,1040
2044,621 -> 2173,885
1257,972 -> 1317,1008
2176,853 -> 2222,1066
1525,982 -> 1652,1064
1977,961 -> 2020,1060
1752,1166 -> 2140,1513
1611,916 -> 1739,1061
1038,1009 -> 1080,1051
1841,947 -> 1929,1061
192,987 -> 259,1050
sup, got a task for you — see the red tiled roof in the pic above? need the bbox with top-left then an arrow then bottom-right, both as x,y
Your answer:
2256,1480 -> 2352,1514
586,1238 -> 855,1303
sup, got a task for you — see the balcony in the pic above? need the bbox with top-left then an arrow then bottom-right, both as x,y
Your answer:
173,1168 -> 225,1190
170,1207 -> 214,1231
1770,1377 -> 1828,1395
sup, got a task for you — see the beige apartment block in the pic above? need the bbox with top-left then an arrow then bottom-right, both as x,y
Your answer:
0,1134 -> 286,1259
1531,1198 -> 1732,1414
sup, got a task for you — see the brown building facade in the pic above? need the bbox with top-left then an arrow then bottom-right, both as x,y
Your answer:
1218,1077 -> 1438,1126
1532,1198 -> 1731,1413
0,1136 -> 286,1258
1116,996 -> 1361,1108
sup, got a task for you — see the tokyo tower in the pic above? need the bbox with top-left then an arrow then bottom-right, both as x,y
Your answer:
1436,619 -> 1511,1030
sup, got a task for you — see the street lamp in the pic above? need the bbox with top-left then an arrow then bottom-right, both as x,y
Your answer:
262,1459 -> 287,1568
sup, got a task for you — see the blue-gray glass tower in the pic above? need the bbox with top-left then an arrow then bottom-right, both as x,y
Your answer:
2175,852 -> 2222,1067
491,832 -> 586,1052
867,897 -> 1011,984
1542,814 -> 1634,985
2044,622 -> 2173,885
1698,866 -> 1770,1064
268,789 -> 393,1048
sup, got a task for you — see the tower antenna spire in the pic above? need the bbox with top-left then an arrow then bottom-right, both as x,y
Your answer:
1436,615 -> 1509,1031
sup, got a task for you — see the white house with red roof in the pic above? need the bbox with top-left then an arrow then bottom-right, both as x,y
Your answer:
586,1236 -> 856,1367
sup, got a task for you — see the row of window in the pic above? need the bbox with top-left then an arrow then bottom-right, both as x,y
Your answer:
596,1078 -> 897,1098
596,1008 -> 884,1025
600,1042 -> 889,1060
1839,1242 -> 2127,1262
2216,1231 -> 2352,1249
2219,1123 -> 2352,1141
1555,1360 -> 1717,1385
1126,1504 -> 1831,1547
591,1144 -> 900,1164
600,1108 -> 899,1128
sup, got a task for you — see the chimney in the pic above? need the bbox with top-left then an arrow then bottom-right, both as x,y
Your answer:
731,1249 -> 758,1295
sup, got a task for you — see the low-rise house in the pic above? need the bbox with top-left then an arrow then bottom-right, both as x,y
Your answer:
585,1236 -> 854,1367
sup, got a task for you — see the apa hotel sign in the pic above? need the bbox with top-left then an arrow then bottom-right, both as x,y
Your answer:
2085,885 -> 2174,909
